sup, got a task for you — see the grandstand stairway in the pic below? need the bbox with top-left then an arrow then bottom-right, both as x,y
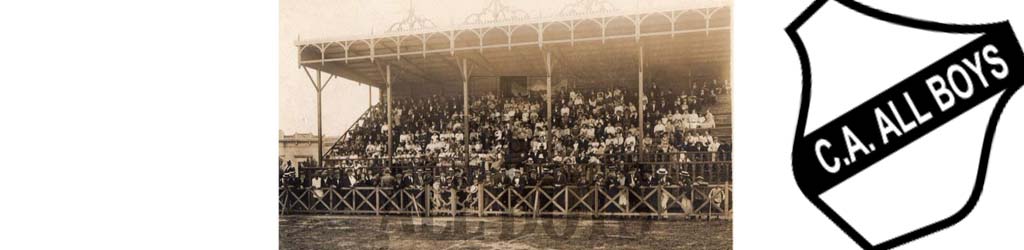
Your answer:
324,104 -> 380,160
710,94 -> 732,142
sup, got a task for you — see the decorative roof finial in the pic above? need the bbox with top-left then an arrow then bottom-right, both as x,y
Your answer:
386,0 -> 437,32
558,0 -> 617,16
463,0 -> 530,25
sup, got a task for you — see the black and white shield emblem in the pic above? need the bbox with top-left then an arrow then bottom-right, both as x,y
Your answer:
788,0 -> 1024,249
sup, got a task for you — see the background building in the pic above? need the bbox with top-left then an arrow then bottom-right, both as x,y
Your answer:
279,130 -> 338,166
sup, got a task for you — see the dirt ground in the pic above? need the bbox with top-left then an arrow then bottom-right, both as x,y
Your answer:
280,215 -> 731,250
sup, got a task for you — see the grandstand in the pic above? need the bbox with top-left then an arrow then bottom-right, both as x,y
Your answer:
281,0 -> 732,218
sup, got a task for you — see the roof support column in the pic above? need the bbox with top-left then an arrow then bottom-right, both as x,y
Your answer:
637,45 -> 645,165
386,64 -> 393,170
316,70 -> 323,168
301,65 -> 333,168
458,58 -> 472,172
544,50 -> 553,167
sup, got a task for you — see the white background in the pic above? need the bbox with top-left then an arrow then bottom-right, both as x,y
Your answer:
734,0 -> 1024,249
0,1 -> 278,249
0,0 -> 1021,249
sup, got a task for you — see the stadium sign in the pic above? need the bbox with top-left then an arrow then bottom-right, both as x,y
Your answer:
787,0 -> 1023,249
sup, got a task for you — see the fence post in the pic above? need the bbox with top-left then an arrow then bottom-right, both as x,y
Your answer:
397,189 -> 404,214
536,186 -> 544,218
450,188 -> 457,216
327,189 -> 335,213
726,182 -> 732,219
478,184 -> 484,217
280,188 -> 288,215
564,187 -> 569,217
375,187 -> 380,216
688,187 -> 694,219
706,186 -> 712,221
655,185 -> 662,218
622,187 -> 630,215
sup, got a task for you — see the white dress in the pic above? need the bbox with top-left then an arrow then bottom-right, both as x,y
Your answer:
311,177 -> 324,199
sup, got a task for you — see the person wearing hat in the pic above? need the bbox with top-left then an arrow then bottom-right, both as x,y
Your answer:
480,172 -> 495,190
655,167 -> 669,186
440,171 -> 454,191
431,172 -> 445,210
508,169 -> 525,214
420,172 -> 433,190
694,175 -> 708,187
625,168 -> 639,189
358,170 -> 374,187
614,170 -> 630,212
282,160 -> 296,181
339,171 -> 356,188
677,171 -> 691,187
491,169 -> 507,189
691,175 -> 709,214
379,169 -> 397,188
409,169 -> 422,189
322,170 -> 337,189
676,171 -> 694,214
606,171 -> 621,189
455,170 -> 470,209
526,170 -> 539,187
465,178 -> 480,209
399,171 -> 414,190
655,167 -> 671,218
454,169 -> 467,191
639,171 -> 656,214
593,170 -> 606,187
335,169 -> 347,187
553,170 -> 567,188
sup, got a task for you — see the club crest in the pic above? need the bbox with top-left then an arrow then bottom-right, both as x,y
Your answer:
787,0 -> 1023,249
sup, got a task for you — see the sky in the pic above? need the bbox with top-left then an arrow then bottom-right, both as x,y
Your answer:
279,0 -> 700,136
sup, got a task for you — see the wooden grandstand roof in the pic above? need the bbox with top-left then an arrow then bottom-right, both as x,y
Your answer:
296,1 -> 731,91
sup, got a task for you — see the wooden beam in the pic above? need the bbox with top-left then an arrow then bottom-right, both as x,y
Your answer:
379,46 -> 448,87
462,51 -> 499,76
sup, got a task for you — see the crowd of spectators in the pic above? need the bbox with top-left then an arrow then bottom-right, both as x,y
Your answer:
280,158 -> 716,215
282,81 -> 731,196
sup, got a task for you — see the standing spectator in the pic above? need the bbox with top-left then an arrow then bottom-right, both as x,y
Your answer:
399,171 -> 415,190
282,161 -> 296,179
432,172 -> 445,210
379,170 -> 397,188
340,170 -> 355,188
465,179 -> 480,209
311,172 -> 324,199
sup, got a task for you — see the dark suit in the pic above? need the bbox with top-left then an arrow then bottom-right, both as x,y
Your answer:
399,175 -> 415,189
338,176 -> 353,188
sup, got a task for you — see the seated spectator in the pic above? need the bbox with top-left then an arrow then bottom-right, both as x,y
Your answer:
302,84 -> 731,192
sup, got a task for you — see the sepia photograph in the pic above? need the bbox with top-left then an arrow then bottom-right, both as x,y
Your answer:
12,1 -> 1024,249
279,0 -> 732,249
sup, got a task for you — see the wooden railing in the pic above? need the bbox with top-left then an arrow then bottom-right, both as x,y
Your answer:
280,184 -> 731,220
303,152 -> 732,184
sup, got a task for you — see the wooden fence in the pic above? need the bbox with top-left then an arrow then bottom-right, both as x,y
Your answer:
280,184 -> 731,219
313,152 -> 733,184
